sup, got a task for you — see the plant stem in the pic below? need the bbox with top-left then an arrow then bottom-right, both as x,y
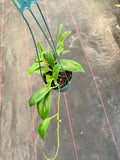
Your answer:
43,88 -> 60,160
51,85 -> 59,89
50,114 -> 58,119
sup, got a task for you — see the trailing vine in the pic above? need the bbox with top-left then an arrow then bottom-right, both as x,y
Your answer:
28,25 -> 85,159
43,88 -> 61,160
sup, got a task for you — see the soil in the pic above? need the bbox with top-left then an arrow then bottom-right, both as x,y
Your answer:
43,71 -> 72,89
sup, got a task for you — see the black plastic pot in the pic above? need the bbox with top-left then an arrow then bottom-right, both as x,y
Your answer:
43,71 -> 72,92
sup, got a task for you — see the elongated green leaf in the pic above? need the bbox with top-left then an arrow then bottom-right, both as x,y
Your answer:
54,49 -> 70,57
28,62 -> 47,75
59,31 -> 72,43
53,63 -> 61,85
46,75 -> 53,83
56,48 -> 63,56
32,67 -> 51,75
38,118 -> 51,140
56,42 -> 64,50
37,92 -> 50,120
53,54 -> 57,61
28,63 -> 39,75
53,50 -> 59,61
44,51 -> 55,67
35,50 -> 52,62
35,54 -> 44,62
37,40 -> 44,52
60,59 -> 85,72
61,50 -> 70,55
56,24 -> 63,42
56,42 -> 64,57
29,85 -> 52,106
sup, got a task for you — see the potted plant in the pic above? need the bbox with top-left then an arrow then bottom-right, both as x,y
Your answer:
28,24 -> 85,160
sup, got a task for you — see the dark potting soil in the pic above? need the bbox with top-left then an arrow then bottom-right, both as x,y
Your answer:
43,71 -> 72,89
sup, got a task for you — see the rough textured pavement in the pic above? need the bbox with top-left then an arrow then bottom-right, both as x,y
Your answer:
0,0 -> 120,160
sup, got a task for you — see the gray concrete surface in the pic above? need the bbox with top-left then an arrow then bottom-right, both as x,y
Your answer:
0,0 -> 120,160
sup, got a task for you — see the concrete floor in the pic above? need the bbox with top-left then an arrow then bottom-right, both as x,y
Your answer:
0,0 -> 120,160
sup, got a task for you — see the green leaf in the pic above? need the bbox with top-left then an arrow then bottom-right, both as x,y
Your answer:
53,51 -> 57,61
60,59 -> 85,72
61,50 -> 70,55
35,54 -> 44,62
56,42 -> 64,50
55,42 -> 64,57
56,24 -> 63,42
53,63 -> 61,85
44,51 -> 55,68
38,118 -> 51,140
59,31 -> 72,43
29,85 -> 52,106
56,48 -> 63,56
28,63 -> 39,75
37,92 -> 51,120
46,75 -> 53,83
32,67 -> 51,75
35,50 -> 52,62
37,40 -> 44,52
28,62 -> 47,75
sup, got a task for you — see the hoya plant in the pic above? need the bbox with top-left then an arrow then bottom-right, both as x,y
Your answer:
28,24 -> 85,160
